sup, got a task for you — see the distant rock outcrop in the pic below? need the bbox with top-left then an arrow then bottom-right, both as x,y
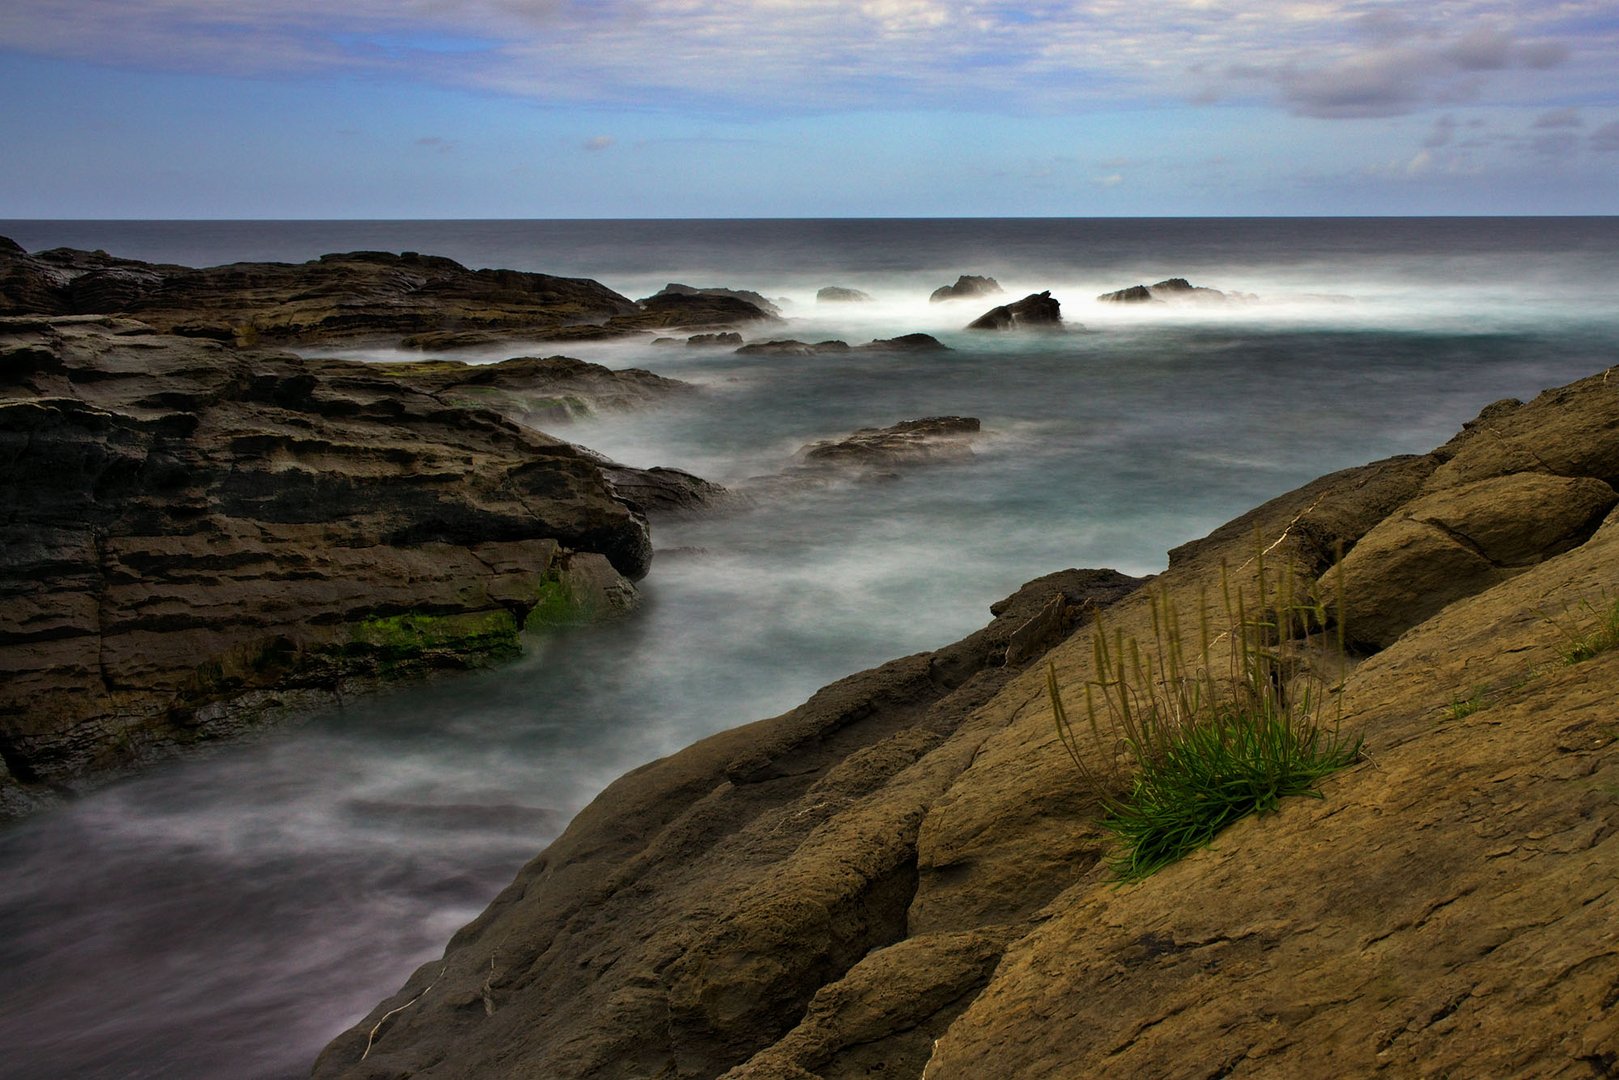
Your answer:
857,333 -> 951,352
1097,277 -> 1256,304
647,283 -> 783,318
736,339 -> 852,356
0,316 -> 715,818
817,286 -> 874,303
966,291 -> 1062,330
930,275 -> 1003,303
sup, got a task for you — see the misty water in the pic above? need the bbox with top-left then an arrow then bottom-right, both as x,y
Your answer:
2,218 -> 1617,1079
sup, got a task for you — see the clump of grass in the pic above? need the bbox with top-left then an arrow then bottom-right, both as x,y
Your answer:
1049,548 -> 1362,881
1550,594 -> 1619,665
1445,686 -> 1489,721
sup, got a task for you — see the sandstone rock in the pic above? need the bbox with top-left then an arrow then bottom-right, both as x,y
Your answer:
929,275 -> 1002,303
816,287 -> 873,303
966,291 -> 1061,330
317,364 -> 1619,1079
0,317 -> 665,816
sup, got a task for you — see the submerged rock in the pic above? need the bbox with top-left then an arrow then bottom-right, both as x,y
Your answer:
736,339 -> 852,356
966,291 -> 1062,330
930,275 -> 1003,303
0,316 -> 680,818
817,286 -> 874,303
794,416 -> 981,472
856,332 -> 951,352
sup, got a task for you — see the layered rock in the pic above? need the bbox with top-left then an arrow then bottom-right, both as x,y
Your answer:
966,291 -> 1062,330
793,416 -> 981,474
318,366 -> 1619,1079
929,275 -> 1002,303
0,316 -> 668,818
0,239 -> 780,351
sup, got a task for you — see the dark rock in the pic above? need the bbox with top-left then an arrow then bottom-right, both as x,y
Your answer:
0,236 -> 24,256
0,317 -> 675,817
369,354 -> 695,426
966,291 -> 1062,330
649,284 -> 782,318
736,339 -> 852,357
796,416 -> 981,471
856,333 -> 951,353
930,275 -> 1003,303
597,464 -> 736,518
686,332 -> 743,347
1097,278 -> 1254,304
817,286 -> 874,303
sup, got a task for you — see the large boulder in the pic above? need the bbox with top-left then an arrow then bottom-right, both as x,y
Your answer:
966,291 -> 1061,330
0,316 -> 672,816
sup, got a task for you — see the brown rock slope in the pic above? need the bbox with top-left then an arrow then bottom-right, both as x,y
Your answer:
0,316 -> 679,818
317,369 -> 1618,1079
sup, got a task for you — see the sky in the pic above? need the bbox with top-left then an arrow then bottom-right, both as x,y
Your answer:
1,0 -> 1616,218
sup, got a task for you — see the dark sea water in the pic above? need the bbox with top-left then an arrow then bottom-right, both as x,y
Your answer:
1,218 -> 1617,1079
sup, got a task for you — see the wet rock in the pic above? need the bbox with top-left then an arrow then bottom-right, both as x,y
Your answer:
736,339 -> 851,356
966,291 -> 1062,330
930,275 -> 1003,303
686,331 -> 744,347
0,317 -> 668,817
795,416 -> 981,472
817,286 -> 873,303
374,354 -> 695,427
855,333 -> 951,352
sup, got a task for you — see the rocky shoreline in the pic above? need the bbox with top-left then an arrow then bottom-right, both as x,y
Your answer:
4,238 -> 1617,1077
312,367 -> 1619,1079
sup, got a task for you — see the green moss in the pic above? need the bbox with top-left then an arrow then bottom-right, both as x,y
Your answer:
524,576 -> 588,630
349,610 -> 520,671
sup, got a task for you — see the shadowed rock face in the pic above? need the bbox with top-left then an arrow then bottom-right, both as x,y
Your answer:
930,275 -> 1002,303
317,366 -> 1619,1080
0,316 -> 664,818
966,291 -> 1061,330
649,284 -> 784,318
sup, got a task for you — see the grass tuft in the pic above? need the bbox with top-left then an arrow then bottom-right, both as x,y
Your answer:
1050,546 -> 1361,881
1551,595 -> 1619,665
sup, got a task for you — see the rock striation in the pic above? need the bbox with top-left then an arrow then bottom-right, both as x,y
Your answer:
0,316 -> 679,818
318,366 -> 1619,1079
966,291 -> 1062,330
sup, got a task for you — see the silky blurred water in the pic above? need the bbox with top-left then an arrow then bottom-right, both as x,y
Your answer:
1,217 -> 1616,1079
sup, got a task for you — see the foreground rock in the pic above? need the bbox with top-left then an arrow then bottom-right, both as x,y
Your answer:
930,275 -> 1002,303
1097,277 -> 1257,304
318,365 -> 1619,1078
0,316 -> 676,818
966,290 -> 1062,330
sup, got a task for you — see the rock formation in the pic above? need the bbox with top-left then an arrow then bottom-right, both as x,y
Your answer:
0,316 -> 695,818
0,239 -> 780,352
367,354 -> 695,427
966,291 -> 1062,330
317,366 -> 1619,1079
929,275 -> 1002,303
735,340 -> 852,357
650,284 -> 784,318
816,287 -> 873,303
794,416 -> 981,473
1097,277 -> 1256,304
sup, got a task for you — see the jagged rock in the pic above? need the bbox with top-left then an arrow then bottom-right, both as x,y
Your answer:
318,365 -> 1619,1079
1097,277 -> 1255,304
687,332 -> 744,347
736,339 -> 851,357
0,317 -> 669,816
817,286 -> 873,303
649,284 -> 783,318
930,275 -> 1003,303
966,291 -> 1061,330
596,463 -> 736,518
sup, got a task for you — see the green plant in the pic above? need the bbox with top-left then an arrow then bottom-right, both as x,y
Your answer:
1049,551 -> 1362,881
1549,594 -> 1619,665
1445,686 -> 1489,721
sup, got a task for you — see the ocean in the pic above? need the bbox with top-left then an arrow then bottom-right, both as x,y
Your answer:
1,217 -> 1616,1079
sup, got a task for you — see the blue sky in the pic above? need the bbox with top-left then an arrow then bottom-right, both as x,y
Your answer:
1,0 -> 1615,217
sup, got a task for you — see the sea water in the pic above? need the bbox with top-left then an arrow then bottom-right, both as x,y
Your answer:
1,218 -> 1616,1079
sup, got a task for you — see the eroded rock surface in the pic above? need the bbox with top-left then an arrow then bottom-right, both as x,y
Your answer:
318,366 -> 1619,1079
0,317 -> 663,817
